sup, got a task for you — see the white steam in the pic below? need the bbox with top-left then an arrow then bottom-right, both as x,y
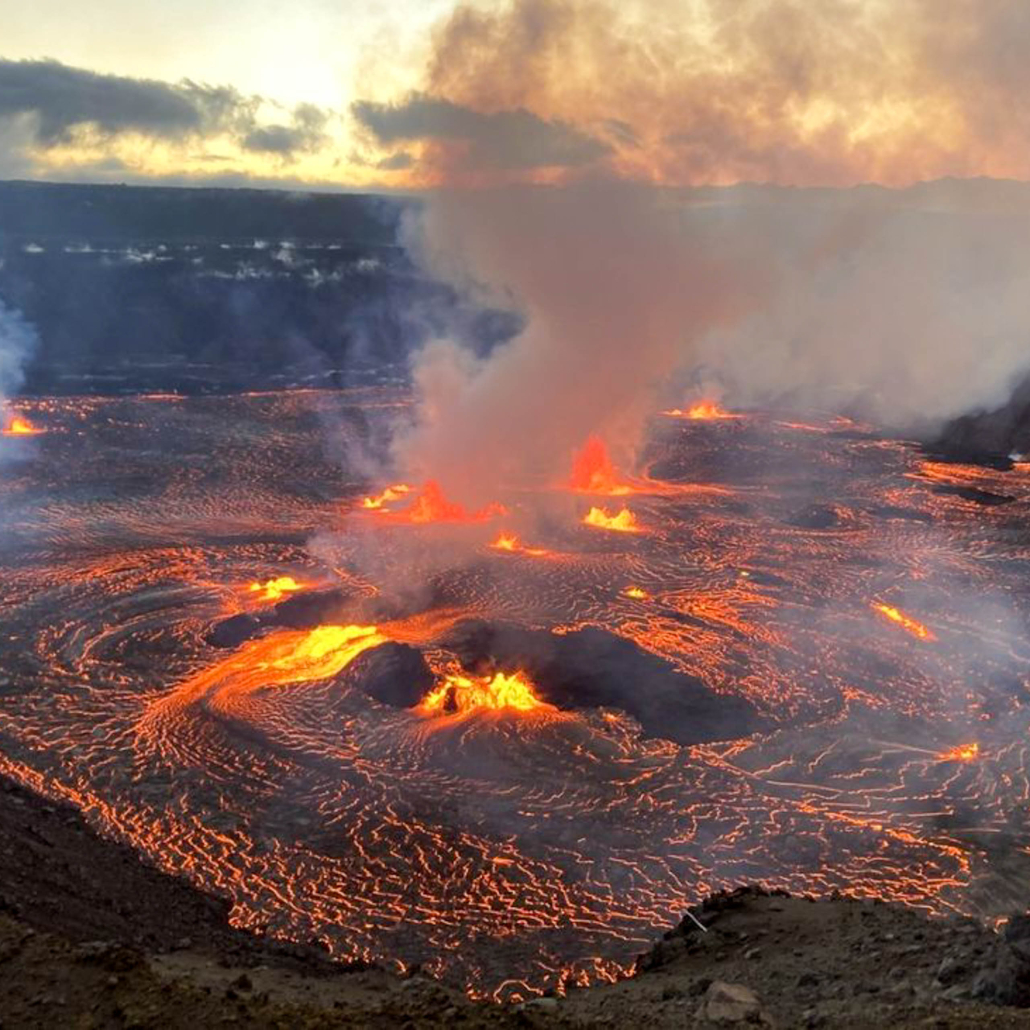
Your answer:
392,182 -> 765,500
695,197 -> 1030,428
392,182 -> 1030,501
0,298 -> 37,417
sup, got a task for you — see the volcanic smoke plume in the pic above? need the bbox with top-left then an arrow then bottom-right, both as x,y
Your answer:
368,0 -> 1030,506
394,179 -> 1030,504
391,181 -> 761,501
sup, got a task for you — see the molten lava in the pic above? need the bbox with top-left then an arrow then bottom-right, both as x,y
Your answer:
663,400 -> 740,420
360,484 -> 412,510
570,436 -> 631,495
388,481 -> 506,524
938,742 -> 980,763
14,389 -> 1029,1000
265,624 -> 385,676
583,506 -> 641,533
146,624 -> 389,726
249,576 -> 303,603
418,670 -> 551,716
872,603 -> 936,641
2,414 -> 43,436
489,532 -> 551,557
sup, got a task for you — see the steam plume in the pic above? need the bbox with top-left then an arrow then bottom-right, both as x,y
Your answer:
391,183 -> 763,499
0,299 -> 37,419
375,1 -> 1030,501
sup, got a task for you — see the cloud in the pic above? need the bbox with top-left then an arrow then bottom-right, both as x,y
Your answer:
0,58 -> 254,144
353,93 -> 608,171
0,58 -> 345,183
349,0 -> 1030,187
242,103 -> 330,156
376,152 -> 416,171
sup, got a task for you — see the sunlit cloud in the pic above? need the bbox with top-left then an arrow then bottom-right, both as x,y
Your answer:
6,1 -> 1030,189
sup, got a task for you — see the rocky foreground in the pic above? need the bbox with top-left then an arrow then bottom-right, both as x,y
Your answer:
2,774 -> 1030,1028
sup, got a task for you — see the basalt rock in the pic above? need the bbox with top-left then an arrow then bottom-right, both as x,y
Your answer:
929,369 -> 1030,466
974,911 -> 1030,1006
345,643 -> 434,708
207,614 -> 262,649
442,621 -> 765,745
699,980 -> 772,1026
270,589 -> 353,629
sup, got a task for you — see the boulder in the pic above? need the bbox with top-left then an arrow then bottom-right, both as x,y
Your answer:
344,643 -> 434,708
271,589 -> 351,629
700,981 -> 771,1025
968,912 -> 1030,1006
206,614 -> 261,649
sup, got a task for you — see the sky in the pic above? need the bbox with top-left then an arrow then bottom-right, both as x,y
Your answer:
2,0 -> 1030,191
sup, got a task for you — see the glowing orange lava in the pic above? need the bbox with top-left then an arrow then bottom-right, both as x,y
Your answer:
570,436 -> 632,495
418,670 -> 551,716
663,400 -> 740,420
2,414 -> 43,436
249,576 -> 304,603
360,483 -> 412,510
583,506 -> 641,533
624,586 -> 649,599
388,481 -> 506,524
144,624 -> 390,729
872,602 -> 936,641
938,742 -> 980,763
489,532 -> 551,557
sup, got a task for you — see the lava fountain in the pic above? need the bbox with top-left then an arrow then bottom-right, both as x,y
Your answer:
360,484 -> 413,510
2,414 -> 44,436
249,576 -> 304,603
380,480 -> 506,524
417,670 -> 552,716
489,532 -> 552,557
569,436 -> 633,495
582,505 -> 642,532
662,400 -> 741,420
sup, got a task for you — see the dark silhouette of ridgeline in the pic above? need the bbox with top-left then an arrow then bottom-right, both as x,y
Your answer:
0,179 -> 402,245
0,180 -> 518,395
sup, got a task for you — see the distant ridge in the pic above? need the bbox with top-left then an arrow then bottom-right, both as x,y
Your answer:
0,179 -> 405,245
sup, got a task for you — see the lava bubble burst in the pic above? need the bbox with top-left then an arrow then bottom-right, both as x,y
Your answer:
2,391 -> 1030,1000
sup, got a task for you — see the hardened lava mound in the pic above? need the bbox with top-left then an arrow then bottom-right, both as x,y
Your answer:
1,389 -> 1030,1000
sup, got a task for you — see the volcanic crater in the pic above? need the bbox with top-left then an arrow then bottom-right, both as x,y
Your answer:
1,389 -> 1029,1001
